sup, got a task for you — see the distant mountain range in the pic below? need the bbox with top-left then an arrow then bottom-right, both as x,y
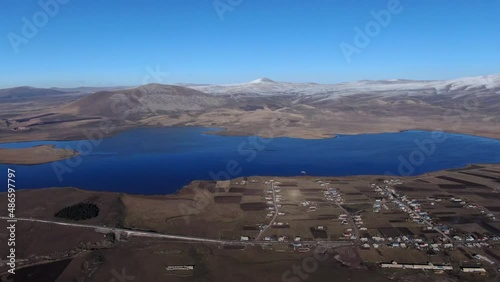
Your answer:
0,86 -> 129,101
2,74 -> 498,100
1,74 -> 499,142
187,74 -> 500,97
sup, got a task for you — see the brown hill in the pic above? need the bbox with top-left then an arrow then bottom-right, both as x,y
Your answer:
60,84 -> 225,119
0,86 -> 68,101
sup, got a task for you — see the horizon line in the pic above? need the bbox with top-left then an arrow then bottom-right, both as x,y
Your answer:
1,73 -> 499,90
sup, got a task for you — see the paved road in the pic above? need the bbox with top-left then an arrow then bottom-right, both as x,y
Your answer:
1,216 -> 231,244
381,188 -> 453,242
1,216 -> 353,248
334,202 -> 360,242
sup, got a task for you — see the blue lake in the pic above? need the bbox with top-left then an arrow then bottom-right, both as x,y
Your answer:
1,127 -> 500,195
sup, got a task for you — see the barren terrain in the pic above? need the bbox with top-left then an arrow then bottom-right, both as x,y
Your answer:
1,165 -> 500,281
0,76 -> 499,144
0,145 -> 79,164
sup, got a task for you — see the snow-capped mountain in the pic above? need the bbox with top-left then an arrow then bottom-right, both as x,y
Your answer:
187,74 -> 500,97
249,77 -> 275,84
188,77 -> 341,96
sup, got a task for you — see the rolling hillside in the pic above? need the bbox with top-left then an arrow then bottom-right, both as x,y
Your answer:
60,84 -> 226,119
1,74 -> 499,142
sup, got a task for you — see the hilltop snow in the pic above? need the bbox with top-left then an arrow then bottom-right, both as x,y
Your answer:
187,74 -> 500,97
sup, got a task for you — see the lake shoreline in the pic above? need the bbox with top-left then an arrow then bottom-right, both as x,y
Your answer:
0,144 -> 79,165
2,163 -> 499,196
1,128 -> 500,193
1,122 -> 500,144
0,163 -> 497,197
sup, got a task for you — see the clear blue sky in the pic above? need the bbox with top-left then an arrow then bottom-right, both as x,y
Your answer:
0,0 -> 499,88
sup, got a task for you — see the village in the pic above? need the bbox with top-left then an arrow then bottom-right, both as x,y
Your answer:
205,164 -> 500,276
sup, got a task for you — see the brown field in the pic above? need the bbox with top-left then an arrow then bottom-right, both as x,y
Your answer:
1,238 -> 393,282
0,145 -> 78,165
1,165 -> 500,281
0,187 -> 123,226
